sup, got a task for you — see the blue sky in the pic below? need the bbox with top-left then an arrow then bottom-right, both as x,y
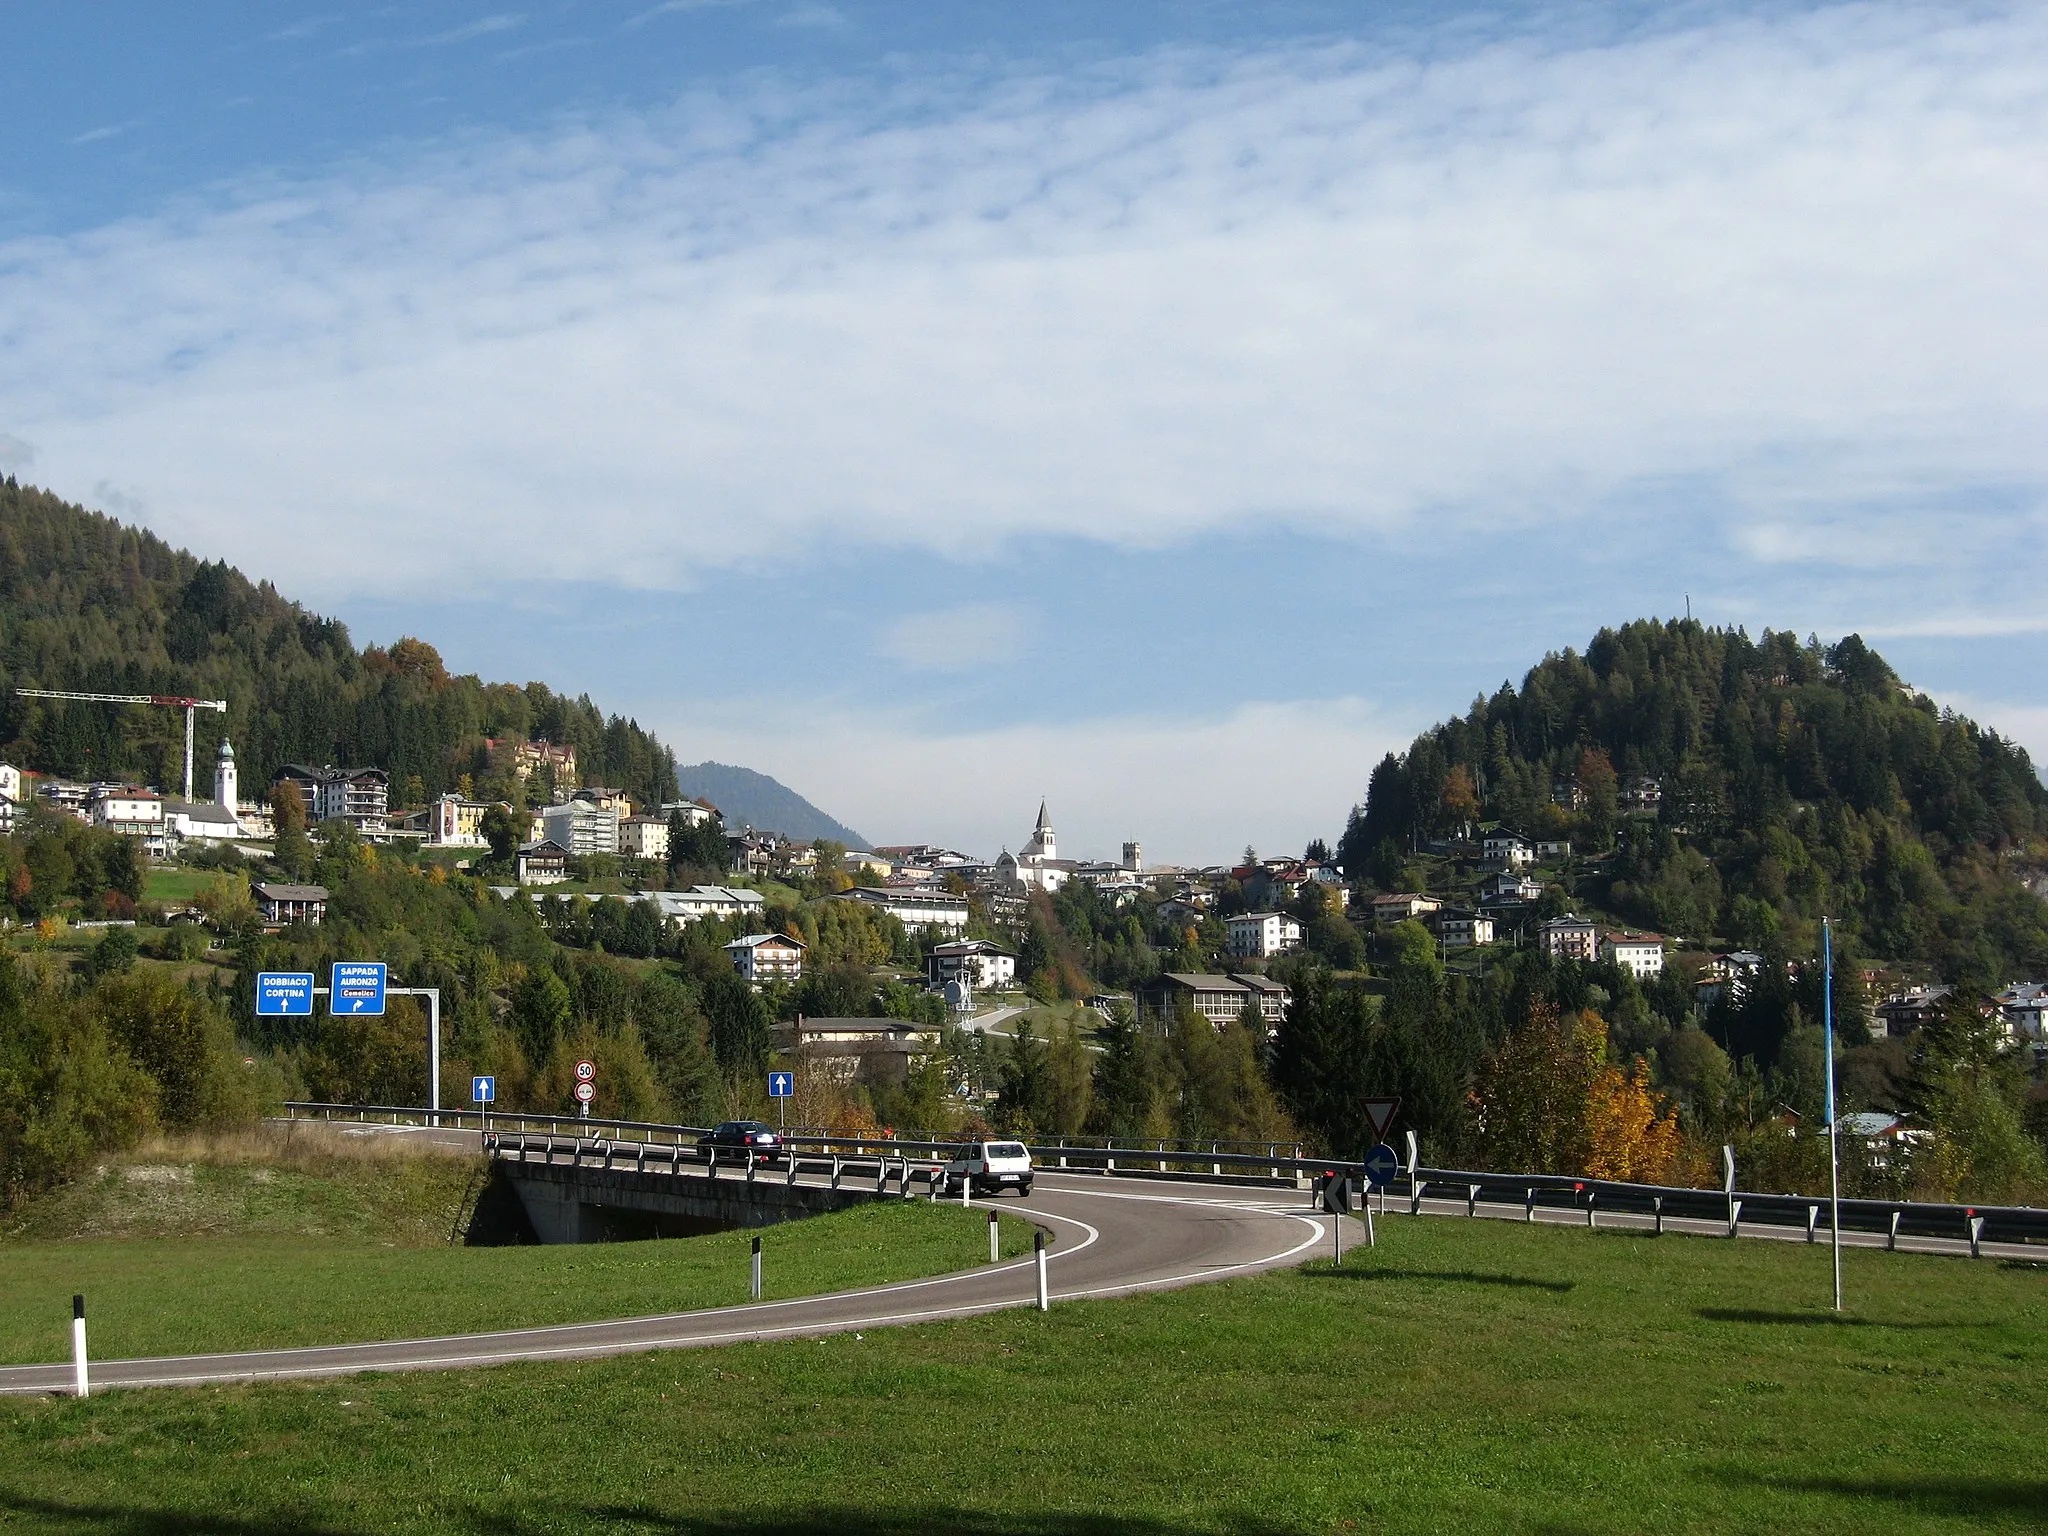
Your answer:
3,2 -> 2044,861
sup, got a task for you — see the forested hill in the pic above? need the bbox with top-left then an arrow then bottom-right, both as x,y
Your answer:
0,479 -> 680,808
1336,620 -> 2048,986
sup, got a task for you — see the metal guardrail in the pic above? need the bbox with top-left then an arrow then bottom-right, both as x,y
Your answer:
280,1102 -> 2048,1251
485,1130 -> 952,1190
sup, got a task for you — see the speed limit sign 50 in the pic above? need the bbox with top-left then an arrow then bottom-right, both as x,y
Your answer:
573,1081 -> 596,1104
574,1059 -> 596,1083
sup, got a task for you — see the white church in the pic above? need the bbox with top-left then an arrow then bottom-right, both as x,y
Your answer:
992,802 -> 1143,893
160,738 -> 255,844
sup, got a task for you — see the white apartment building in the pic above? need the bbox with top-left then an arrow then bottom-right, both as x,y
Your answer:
272,765 -> 390,833
926,939 -> 1017,991
831,885 -> 971,935
644,886 -> 768,925
1431,908 -> 1496,948
618,815 -> 670,860
541,799 -> 620,857
1602,931 -> 1667,980
91,787 -> 162,833
1483,830 -> 1535,869
725,932 -> 806,985
1225,911 -> 1303,960
1538,914 -> 1600,962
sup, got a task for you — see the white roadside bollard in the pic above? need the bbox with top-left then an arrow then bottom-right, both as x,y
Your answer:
989,1208 -> 1000,1264
1034,1230 -> 1049,1312
750,1235 -> 762,1300
71,1295 -> 88,1399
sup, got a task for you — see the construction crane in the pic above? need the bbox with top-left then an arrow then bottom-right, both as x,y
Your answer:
13,690 -> 229,802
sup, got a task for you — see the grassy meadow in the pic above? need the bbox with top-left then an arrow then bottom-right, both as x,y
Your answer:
0,1128 -> 1034,1363
0,1197 -> 2040,1533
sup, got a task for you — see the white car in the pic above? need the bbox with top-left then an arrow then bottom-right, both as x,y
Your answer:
942,1140 -> 1034,1197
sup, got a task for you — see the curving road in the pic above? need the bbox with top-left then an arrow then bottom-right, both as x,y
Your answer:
0,1167 -> 1333,1396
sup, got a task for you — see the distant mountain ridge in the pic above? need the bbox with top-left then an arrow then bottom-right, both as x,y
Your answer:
675,761 -> 869,850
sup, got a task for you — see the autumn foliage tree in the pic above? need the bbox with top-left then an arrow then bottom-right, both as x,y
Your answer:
1473,1001 -> 1679,1181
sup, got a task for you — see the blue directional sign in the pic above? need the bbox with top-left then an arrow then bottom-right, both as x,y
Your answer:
254,972 -> 315,1016
767,1071 -> 794,1099
331,961 -> 387,1016
1363,1142 -> 1401,1189
472,1075 -> 496,1105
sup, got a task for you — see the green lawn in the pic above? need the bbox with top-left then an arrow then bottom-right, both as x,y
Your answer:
0,1199 -> 1035,1365
1,1216 -> 2040,1533
140,867 -> 215,905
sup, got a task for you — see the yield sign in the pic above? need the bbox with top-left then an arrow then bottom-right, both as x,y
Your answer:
1362,1097 -> 1402,1141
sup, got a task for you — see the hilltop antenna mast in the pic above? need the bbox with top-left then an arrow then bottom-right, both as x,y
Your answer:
14,690 -> 229,800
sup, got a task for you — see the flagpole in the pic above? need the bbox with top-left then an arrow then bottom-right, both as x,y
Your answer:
1824,916 -> 1842,1313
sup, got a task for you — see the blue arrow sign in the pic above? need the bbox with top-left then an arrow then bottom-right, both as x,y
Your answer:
767,1071 -> 794,1099
1363,1142 -> 1401,1188
472,1075 -> 496,1105
254,972 -> 315,1016
331,961 -> 387,1016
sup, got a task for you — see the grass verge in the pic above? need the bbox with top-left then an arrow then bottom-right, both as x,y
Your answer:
0,1215 -> 2041,1532
0,1127 -> 1036,1363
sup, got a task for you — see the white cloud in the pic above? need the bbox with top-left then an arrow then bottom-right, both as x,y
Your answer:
877,603 -> 1036,672
625,0 -> 752,27
415,14 -> 524,47
676,696 -> 1401,864
777,3 -> 848,30
3,4 -> 2046,605
0,433 -> 35,471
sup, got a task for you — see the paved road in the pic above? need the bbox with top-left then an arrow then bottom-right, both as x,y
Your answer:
0,1167 -> 1329,1396
4,1125 -> 2032,1396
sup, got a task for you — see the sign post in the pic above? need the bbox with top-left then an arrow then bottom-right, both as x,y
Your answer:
1823,916 -> 1843,1313
472,1074 -> 495,1130
1362,1142 -> 1399,1248
574,1059 -> 596,1120
768,1069 -> 794,1128
265,964 -> 440,1127
1361,1099 -> 1401,1215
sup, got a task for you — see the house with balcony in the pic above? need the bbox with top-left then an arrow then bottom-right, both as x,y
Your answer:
515,840 -> 571,886
254,881 -> 328,927
1370,892 -> 1443,926
1537,914 -> 1600,962
1429,907 -> 1496,948
926,938 -> 1017,992
725,932 -> 806,985
1483,830 -> 1535,869
270,765 -> 390,833
1225,911 -> 1303,960
1135,972 -> 1291,1029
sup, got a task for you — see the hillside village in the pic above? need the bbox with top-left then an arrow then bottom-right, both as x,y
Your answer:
10,732 -> 2048,1087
